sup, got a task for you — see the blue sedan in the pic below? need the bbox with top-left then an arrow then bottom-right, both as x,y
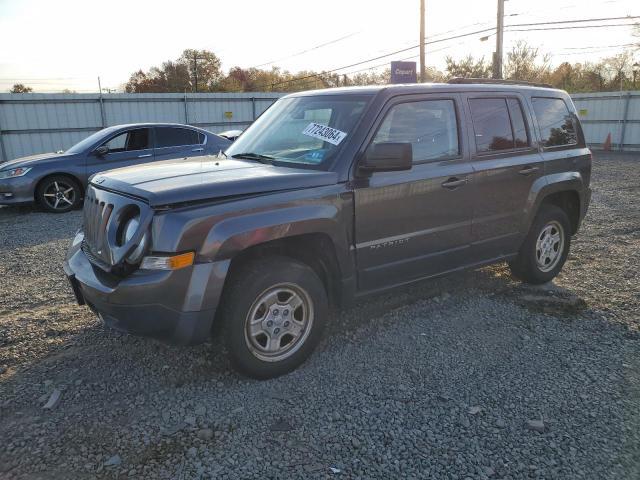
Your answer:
0,123 -> 231,212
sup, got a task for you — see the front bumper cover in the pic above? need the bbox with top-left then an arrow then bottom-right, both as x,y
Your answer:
63,232 -> 230,345
0,175 -> 36,205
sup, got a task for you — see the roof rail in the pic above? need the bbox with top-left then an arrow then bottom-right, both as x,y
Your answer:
447,77 -> 554,89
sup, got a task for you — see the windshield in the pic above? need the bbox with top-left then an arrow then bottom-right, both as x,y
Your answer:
65,127 -> 118,154
225,95 -> 371,168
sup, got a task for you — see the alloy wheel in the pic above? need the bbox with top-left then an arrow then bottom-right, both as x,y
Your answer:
244,283 -> 314,362
42,180 -> 76,211
535,220 -> 564,272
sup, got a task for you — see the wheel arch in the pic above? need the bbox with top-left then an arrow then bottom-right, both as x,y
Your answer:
528,173 -> 585,235
223,232 -> 346,308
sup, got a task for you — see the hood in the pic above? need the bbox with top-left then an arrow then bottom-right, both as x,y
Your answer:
0,152 -> 71,169
90,156 -> 338,207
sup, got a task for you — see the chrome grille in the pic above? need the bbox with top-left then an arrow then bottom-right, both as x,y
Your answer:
82,187 -> 114,266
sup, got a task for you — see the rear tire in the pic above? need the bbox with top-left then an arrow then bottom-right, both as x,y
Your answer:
509,205 -> 571,284
220,256 -> 328,379
36,175 -> 81,213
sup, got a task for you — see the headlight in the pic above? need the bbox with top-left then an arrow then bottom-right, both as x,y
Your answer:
0,167 -> 32,179
120,216 -> 148,264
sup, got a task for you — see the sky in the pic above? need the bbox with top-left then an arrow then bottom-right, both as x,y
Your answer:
0,0 -> 637,92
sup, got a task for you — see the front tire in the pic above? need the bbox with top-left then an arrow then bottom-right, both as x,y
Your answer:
36,175 -> 81,213
220,256 -> 328,379
509,205 -> 571,284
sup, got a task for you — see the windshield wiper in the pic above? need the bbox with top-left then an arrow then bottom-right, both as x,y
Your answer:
231,152 -> 275,164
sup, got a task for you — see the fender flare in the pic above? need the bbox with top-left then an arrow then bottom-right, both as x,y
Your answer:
524,171 -> 585,232
198,203 -> 354,279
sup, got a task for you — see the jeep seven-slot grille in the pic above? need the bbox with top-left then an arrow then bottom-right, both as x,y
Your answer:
82,187 -> 114,266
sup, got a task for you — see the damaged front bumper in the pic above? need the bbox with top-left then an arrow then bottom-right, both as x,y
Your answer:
63,231 -> 230,345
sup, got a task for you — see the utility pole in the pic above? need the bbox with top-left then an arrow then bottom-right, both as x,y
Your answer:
192,53 -> 199,93
494,0 -> 505,79
419,0 -> 426,82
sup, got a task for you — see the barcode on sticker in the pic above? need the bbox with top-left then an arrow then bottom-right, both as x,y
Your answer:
302,123 -> 347,146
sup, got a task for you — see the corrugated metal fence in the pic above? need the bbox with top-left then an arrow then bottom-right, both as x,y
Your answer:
0,90 -> 638,162
571,91 -> 639,151
0,92 -> 286,162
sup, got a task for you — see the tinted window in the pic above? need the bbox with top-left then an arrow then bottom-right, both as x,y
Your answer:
197,132 -> 205,143
155,127 -> 199,148
102,129 -> 150,152
469,98 -> 514,153
507,98 -> 529,148
532,97 -> 577,147
372,99 -> 459,162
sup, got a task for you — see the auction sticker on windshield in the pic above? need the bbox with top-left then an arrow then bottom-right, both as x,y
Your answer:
302,123 -> 347,146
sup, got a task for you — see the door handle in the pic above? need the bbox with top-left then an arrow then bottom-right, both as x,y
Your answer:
192,147 -> 204,152
518,165 -> 539,176
137,154 -> 152,158
441,177 -> 468,189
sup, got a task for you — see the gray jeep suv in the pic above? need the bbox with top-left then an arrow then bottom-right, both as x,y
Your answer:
64,81 -> 591,378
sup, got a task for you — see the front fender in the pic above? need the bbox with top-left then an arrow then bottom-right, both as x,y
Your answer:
199,203 -> 354,278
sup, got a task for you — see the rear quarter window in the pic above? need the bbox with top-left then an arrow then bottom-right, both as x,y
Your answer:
531,97 -> 578,147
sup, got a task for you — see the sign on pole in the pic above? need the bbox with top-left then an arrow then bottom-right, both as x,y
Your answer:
390,61 -> 417,84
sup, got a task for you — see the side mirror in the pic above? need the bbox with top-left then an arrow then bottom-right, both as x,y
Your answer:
94,145 -> 109,156
359,142 -> 412,172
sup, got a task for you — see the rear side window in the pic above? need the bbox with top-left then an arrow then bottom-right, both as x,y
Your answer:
155,127 -> 200,148
469,98 -> 530,153
531,97 -> 577,147
372,99 -> 459,162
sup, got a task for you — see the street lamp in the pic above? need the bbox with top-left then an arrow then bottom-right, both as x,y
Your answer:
633,62 -> 640,90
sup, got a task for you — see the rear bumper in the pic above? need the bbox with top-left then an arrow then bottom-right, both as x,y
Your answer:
63,232 -> 230,345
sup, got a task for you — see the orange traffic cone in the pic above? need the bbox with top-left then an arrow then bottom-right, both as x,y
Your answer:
603,133 -> 612,151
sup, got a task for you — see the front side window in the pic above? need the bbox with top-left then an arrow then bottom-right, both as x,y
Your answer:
532,97 -> 577,147
372,99 -> 459,162
102,128 -> 150,152
155,127 -> 200,148
225,95 -> 371,167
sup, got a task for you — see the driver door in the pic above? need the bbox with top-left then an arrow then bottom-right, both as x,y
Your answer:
86,127 -> 154,177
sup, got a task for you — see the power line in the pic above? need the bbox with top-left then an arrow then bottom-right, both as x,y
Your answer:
251,15 -> 640,91
505,22 -> 638,32
506,15 -> 640,28
250,32 -> 361,69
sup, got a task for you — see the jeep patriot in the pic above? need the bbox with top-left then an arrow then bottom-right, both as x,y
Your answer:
64,80 -> 592,378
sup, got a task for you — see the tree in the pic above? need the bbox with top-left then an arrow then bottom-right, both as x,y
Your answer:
124,49 -> 223,93
504,40 -> 551,83
179,49 -> 223,92
10,83 -> 33,93
444,55 -> 491,79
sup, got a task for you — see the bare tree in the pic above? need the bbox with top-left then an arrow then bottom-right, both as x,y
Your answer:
504,41 -> 551,83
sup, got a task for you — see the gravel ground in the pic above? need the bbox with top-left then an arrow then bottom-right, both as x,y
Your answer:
0,152 -> 638,479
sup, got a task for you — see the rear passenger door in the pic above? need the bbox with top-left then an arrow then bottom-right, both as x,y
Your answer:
463,93 -> 544,260
153,127 -> 206,161
354,94 -> 475,292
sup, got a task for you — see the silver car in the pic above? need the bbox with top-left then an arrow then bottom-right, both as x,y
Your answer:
0,123 -> 231,212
